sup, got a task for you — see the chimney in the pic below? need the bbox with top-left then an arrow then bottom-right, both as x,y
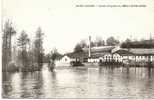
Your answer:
89,36 -> 91,58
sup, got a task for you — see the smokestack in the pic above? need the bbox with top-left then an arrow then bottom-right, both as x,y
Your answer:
89,36 -> 91,58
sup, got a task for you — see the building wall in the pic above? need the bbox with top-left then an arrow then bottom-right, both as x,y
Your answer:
87,50 -> 154,63
88,58 -> 99,63
117,55 -> 154,62
55,56 -> 75,67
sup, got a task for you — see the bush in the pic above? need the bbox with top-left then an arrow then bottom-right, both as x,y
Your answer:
70,61 -> 84,66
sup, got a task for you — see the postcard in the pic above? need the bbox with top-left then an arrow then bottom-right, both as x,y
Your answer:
1,0 -> 154,99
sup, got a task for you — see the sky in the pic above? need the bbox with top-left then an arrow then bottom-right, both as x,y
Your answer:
2,0 -> 154,54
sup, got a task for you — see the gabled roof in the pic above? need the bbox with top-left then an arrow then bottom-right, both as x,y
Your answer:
113,49 -> 133,56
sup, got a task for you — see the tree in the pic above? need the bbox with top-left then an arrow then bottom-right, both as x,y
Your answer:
125,38 -> 132,43
17,30 -> 29,67
74,43 -> 83,53
34,27 -> 44,66
121,39 -> 154,48
90,41 -> 95,47
95,36 -> 105,46
106,36 -> 119,46
79,39 -> 88,48
43,53 -> 51,63
50,48 -> 62,61
2,20 -> 16,70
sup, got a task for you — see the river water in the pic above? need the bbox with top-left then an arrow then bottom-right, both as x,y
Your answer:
2,64 -> 154,99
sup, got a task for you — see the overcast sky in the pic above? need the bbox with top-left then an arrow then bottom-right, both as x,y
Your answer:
2,0 -> 154,54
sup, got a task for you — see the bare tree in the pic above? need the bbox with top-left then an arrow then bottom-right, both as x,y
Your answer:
34,27 -> 44,67
17,30 -> 29,67
2,20 -> 16,71
95,36 -> 105,46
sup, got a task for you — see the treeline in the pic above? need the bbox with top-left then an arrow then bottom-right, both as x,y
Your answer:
44,48 -> 62,63
74,36 -> 154,53
74,36 -> 120,53
2,21 -> 44,71
121,39 -> 154,48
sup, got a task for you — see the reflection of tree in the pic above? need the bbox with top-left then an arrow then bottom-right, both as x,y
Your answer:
51,71 -> 57,83
106,67 -> 114,97
121,68 -> 131,97
126,67 -> 130,79
147,67 -> 152,79
98,67 -> 103,75
137,68 -> 154,98
41,68 -> 57,98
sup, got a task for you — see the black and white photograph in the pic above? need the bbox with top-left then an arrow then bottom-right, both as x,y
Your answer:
1,0 -> 154,99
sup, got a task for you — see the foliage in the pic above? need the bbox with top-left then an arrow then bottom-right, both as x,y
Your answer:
74,43 -> 83,53
79,39 -> 88,48
2,20 -> 16,71
50,48 -> 62,61
106,36 -> 119,46
17,31 -> 29,49
70,61 -> 84,66
121,39 -> 154,48
95,36 -> 105,46
17,30 -> 30,67
34,27 -> 44,66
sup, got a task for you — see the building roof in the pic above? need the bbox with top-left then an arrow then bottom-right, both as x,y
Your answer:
113,48 -> 154,56
83,46 -> 115,53
113,49 -> 133,56
90,52 -> 111,58
130,49 -> 154,55
65,52 -> 88,58
63,46 -> 116,59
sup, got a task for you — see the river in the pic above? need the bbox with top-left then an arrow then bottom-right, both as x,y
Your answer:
2,64 -> 154,99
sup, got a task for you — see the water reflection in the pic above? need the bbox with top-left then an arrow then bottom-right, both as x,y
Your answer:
10,72 -> 22,98
2,66 -> 154,99
41,65 -> 57,98
20,71 -> 42,98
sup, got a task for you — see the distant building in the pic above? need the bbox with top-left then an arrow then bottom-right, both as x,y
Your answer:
55,55 -> 75,67
112,48 -> 154,63
83,46 -> 116,63
55,52 -> 88,67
